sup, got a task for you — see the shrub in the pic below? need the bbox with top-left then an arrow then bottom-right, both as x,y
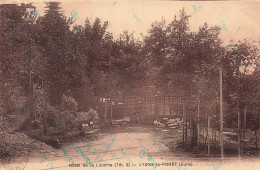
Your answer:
58,95 -> 78,131
75,108 -> 99,129
61,95 -> 78,112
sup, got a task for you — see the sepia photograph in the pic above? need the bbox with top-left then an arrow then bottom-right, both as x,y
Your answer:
0,0 -> 260,169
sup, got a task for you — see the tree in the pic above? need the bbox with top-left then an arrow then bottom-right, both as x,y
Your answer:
0,3 -> 43,131
222,39 -> 259,156
114,31 -> 147,91
37,2 -> 75,106
144,9 -> 223,150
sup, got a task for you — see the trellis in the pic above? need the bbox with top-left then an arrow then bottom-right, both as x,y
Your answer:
123,94 -> 184,117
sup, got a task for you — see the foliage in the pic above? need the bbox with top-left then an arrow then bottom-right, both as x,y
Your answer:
75,109 -> 99,125
0,3 -> 259,156
61,95 -> 78,112
58,95 -> 78,131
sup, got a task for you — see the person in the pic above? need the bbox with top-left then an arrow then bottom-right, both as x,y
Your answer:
136,111 -> 141,124
134,112 -> 138,124
140,111 -> 144,123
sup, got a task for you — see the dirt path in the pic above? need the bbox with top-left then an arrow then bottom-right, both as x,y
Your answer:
1,127 -> 178,169
1,127 -> 259,170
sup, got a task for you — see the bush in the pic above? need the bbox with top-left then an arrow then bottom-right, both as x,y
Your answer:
46,138 -> 61,149
58,95 -> 79,131
75,108 -> 99,129
61,95 -> 78,112
0,143 -> 10,159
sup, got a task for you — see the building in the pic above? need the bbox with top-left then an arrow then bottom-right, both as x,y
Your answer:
108,86 -> 185,124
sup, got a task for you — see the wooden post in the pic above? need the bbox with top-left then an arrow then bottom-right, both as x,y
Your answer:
105,99 -> 107,122
208,114 -> 210,156
126,95 -> 128,117
238,102 -> 241,159
238,69 -> 241,159
197,98 -> 200,147
183,97 -> 185,142
111,103 -> 113,121
163,96 -> 165,115
219,68 -> 224,159
149,94 -> 152,114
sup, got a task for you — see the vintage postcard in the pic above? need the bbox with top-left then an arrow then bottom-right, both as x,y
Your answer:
0,0 -> 259,170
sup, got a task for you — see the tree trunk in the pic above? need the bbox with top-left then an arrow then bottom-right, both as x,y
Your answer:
255,129 -> 258,151
204,127 -> 206,145
214,130 -> 216,142
41,111 -> 47,134
193,123 -> 197,147
211,127 -> 214,141
185,116 -> 188,141
182,97 -> 185,142
192,120 -> 196,148
219,129 -> 220,141
243,105 -> 247,139
28,71 -> 34,119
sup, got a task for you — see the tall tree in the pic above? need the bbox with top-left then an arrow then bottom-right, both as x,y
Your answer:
0,3 -> 44,131
37,2 -> 75,106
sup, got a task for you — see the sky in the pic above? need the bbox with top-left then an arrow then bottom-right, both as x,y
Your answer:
2,0 -> 260,45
